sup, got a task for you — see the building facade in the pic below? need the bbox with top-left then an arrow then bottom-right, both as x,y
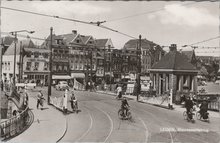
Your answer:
95,39 -> 114,84
122,39 -> 164,78
2,38 -> 35,83
23,47 -> 50,85
150,44 -> 198,103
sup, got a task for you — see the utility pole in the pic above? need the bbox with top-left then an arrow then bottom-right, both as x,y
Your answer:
13,32 -> 17,85
136,35 -> 142,101
86,55 -> 89,91
18,41 -> 22,83
48,27 -> 53,104
0,39 -> 3,92
90,47 -> 93,91
108,45 -> 112,91
103,46 -> 106,85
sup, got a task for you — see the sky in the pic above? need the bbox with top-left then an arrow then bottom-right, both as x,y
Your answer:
1,1 -> 219,57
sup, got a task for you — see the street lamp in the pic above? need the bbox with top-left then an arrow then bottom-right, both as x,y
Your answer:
10,30 -> 35,85
108,45 -> 112,91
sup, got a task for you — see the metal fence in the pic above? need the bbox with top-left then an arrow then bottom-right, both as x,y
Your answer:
208,100 -> 220,111
197,94 -> 220,112
0,107 -> 29,140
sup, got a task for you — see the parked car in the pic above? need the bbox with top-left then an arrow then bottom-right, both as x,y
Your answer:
215,80 -> 220,84
55,81 -> 69,91
198,81 -> 207,86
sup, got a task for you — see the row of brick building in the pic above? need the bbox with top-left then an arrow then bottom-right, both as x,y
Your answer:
1,30 -> 164,86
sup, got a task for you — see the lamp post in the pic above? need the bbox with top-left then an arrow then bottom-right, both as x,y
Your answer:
136,35 -> 142,101
48,27 -> 53,104
108,45 -> 112,91
10,30 -> 35,85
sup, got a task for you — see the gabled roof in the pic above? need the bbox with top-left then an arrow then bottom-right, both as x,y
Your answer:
60,33 -> 78,44
81,35 -> 91,44
4,38 -> 35,55
0,36 -> 15,46
151,50 -> 197,72
182,51 -> 194,62
95,39 -> 109,47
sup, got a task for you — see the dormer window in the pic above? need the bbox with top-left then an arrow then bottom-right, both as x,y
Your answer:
76,40 -> 80,43
56,39 -> 62,44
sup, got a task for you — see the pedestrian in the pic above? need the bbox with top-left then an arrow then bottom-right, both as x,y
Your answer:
1,80 -> 3,91
37,90 -> 44,109
41,80 -> 44,88
63,89 -> 68,113
116,84 -> 122,99
133,79 -> 138,96
23,89 -> 29,109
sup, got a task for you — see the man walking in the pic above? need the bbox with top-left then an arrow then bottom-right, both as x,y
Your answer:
37,90 -> 44,109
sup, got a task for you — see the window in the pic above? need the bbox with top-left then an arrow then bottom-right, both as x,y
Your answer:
64,65 -> 67,71
34,52 -> 39,58
44,62 -> 48,70
76,40 -> 80,43
34,62 -> 39,71
58,65 -> 62,71
8,62 -> 10,70
26,52 -> 31,57
2,62 -> 4,70
43,53 -> 49,59
52,65 -> 56,71
26,62 -> 31,71
4,62 -> 7,70
59,50 -> 63,54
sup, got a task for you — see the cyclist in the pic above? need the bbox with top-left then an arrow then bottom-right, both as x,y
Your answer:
185,96 -> 194,119
70,90 -> 78,111
121,97 -> 129,117
199,100 -> 208,119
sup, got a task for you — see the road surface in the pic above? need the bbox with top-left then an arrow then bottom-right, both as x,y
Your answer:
55,90 -> 220,143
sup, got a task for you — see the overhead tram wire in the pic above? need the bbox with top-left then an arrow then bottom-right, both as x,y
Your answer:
183,36 -> 220,47
106,2 -> 197,23
0,6 -> 91,25
0,6 -> 137,40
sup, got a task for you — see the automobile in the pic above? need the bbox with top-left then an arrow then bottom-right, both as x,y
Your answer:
55,81 -> 69,91
215,80 -> 220,84
198,81 -> 207,86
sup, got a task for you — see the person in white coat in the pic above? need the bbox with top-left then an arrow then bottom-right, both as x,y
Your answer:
63,89 -> 68,113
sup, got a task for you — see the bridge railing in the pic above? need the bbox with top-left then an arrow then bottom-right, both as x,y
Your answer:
197,94 -> 220,112
0,107 -> 29,140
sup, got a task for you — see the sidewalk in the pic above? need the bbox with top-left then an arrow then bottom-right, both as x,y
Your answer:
8,96 -> 67,143
96,90 -> 220,118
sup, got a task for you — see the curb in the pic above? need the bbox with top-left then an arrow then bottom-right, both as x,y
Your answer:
95,91 -> 174,110
138,100 -> 174,110
48,104 -> 68,143
56,116 -> 68,143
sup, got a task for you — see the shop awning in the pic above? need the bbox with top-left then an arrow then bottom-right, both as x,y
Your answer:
71,73 -> 85,78
52,75 -> 71,80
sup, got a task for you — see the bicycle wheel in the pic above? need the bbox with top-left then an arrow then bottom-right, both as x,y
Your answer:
118,109 -> 124,119
127,111 -> 132,120
183,111 -> 187,120
196,111 -> 201,120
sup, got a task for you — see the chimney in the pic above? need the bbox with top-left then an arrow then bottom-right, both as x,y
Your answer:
169,44 -> 177,52
72,30 -> 77,34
